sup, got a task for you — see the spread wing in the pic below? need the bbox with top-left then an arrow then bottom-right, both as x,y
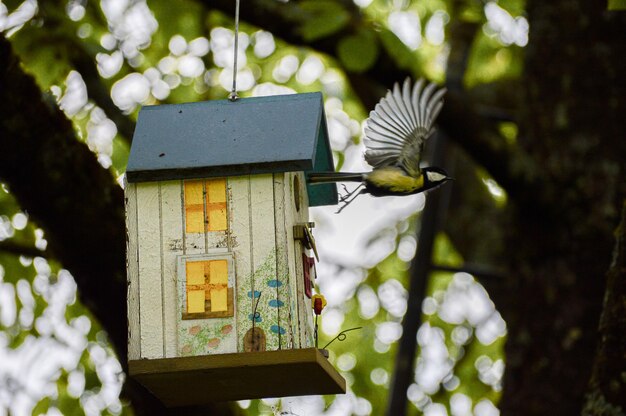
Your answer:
363,78 -> 446,177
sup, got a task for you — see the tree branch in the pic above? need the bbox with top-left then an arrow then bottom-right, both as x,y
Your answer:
0,35 -> 127,357
0,34 -> 165,415
386,17 -> 477,416
0,34 -> 233,416
68,41 -> 136,143
0,240 -> 48,259
11,2 -> 136,143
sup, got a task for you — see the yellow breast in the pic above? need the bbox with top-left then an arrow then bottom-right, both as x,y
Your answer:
366,167 -> 424,192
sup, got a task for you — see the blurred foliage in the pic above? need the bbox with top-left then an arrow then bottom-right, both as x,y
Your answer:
0,186 -> 126,414
608,0 -> 626,10
0,0 -> 524,414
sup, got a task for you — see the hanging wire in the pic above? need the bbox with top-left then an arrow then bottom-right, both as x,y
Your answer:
229,0 -> 241,101
322,327 -> 362,349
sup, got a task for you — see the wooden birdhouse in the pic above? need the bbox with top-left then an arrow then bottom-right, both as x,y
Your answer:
124,93 -> 344,406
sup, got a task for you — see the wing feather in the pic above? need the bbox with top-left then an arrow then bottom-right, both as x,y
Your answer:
364,150 -> 399,167
402,78 -> 418,128
367,110 -> 409,140
390,83 -> 415,134
418,82 -> 437,126
374,96 -> 413,138
364,78 -> 446,175
364,122 -> 406,145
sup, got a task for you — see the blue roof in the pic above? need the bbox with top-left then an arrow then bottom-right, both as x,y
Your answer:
127,93 -> 337,206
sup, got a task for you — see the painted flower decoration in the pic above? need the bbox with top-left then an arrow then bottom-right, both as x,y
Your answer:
312,294 -> 327,315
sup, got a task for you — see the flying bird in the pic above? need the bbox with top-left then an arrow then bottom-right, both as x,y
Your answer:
308,78 -> 452,213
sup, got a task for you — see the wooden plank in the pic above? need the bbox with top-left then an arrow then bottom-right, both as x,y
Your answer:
205,178 -> 229,250
282,172 -> 302,348
136,182 -> 165,359
183,180 -> 205,255
291,171 -> 315,348
160,180 -> 184,358
297,171 -> 316,348
273,173 -> 293,349
250,174 -> 279,350
129,348 -> 346,407
229,176 -> 252,352
125,181 -> 141,361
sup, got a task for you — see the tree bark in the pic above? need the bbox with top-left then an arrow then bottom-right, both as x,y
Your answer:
0,35 -> 230,416
0,35 -> 128,360
583,201 -> 626,414
490,2 -> 626,414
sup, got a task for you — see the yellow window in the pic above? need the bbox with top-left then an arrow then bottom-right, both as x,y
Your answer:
206,179 -> 227,231
184,179 -> 228,233
186,261 -> 205,285
207,179 -> 226,203
184,181 -> 205,233
210,288 -> 228,312
183,258 -> 233,319
187,290 -> 206,313
209,260 -> 228,284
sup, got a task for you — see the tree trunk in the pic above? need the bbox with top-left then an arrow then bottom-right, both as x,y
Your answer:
583,201 -> 626,414
490,1 -> 626,414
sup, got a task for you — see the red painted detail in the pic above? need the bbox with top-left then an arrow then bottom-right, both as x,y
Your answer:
303,254 -> 316,298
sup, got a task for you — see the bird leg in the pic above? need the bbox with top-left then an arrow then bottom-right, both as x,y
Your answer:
339,183 -> 362,202
339,184 -> 352,201
336,184 -> 365,213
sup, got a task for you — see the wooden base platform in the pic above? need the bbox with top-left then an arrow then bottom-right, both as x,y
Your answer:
129,348 -> 346,407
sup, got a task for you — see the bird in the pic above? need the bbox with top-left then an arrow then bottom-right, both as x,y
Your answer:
308,78 -> 452,213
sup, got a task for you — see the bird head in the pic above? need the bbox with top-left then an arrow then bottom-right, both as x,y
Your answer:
423,167 -> 453,188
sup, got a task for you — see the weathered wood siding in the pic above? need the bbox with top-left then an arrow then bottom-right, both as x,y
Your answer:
160,181 -> 182,358
282,172 -> 301,348
125,181 -> 141,360
229,176 -> 253,353
291,172 -> 315,348
126,173 -> 310,359
274,173 -> 293,349
135,182 -> 165,359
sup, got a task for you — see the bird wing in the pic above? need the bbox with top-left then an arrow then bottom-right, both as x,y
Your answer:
363,78 -> 446,177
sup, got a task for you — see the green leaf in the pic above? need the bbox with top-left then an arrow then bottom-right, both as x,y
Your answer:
608,0 -> 626,9
10,31 -> 72,90
32,397 -> 50,416
336,31 -> 379,73
298,1 -> 350,42
111,136 -> 130,176
378,29 -> 416,70
334,151 -> 345,172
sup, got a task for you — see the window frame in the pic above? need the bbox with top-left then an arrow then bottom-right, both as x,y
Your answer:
178,252 -> 235,320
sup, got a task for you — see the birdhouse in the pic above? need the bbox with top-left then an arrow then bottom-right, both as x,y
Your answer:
124,93 -> 345,406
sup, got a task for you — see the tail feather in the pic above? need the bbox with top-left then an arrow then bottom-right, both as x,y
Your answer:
307,172 -> 365,183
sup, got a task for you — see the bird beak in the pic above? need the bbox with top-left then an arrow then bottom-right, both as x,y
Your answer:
447,177 -> 455,181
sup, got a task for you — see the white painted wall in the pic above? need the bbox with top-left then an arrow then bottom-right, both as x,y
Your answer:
126,173 -> 312,360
